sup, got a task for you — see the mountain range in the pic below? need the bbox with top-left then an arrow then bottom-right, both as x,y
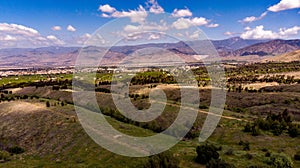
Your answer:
1,37 -> 300,67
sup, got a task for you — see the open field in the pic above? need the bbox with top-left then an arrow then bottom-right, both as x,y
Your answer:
0,62 -> 299,167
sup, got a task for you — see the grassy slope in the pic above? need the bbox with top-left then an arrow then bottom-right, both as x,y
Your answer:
0,86 -> 299,167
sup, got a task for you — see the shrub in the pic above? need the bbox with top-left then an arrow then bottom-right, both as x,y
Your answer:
225,148 -> 234,155
206,159 -> 235,168
145,152 -> 179,168
0,150 -> 10,162
288,124 -> 299,138
195,144 -> 220,164
7,146 -> 25,154
245,153 -> 253,160
294,151 -> 300,161
267,153 -> 293,168
239,140 -> 250,151
244,123 -> 252,132
46,101 -> 50,107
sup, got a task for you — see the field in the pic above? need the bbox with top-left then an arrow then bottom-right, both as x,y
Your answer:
0,62 -> 299,167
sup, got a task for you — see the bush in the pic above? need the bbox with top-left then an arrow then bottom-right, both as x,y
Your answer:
244,123 -> 252,132
294,151 -> 300,161
267,153 -> 293,168
145,152 -> 179,168
239,140 -> 250,151
46,101 -> 50,107
0,150 -> 10,162
195,144 -> 220,164
206,159 -> 235,168
225,148 -> 234,156
7,146 -> 25,154
288,124 -> 299,138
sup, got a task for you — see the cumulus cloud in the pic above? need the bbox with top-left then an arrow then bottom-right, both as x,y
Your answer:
76,33 -> 92,44
123,22 -> 168,33
148,33 -> 161,40
206,23 -> 219,28
171,8 -> 193,17
147,0 -> 164,14
239,11 -> 268,23
98,4 -> 116,13
99,4 -> 147,23
67,25 -> 76,32
51,26 -> 61,31
46,35 -> 65,45
0,23 -> 39,37
268,0 -> 300,12
224,31 -> 235,36
0,23 -> 66,48
279,26 -> 300,36
172,17 -> 209,29
240,25 -> 300,39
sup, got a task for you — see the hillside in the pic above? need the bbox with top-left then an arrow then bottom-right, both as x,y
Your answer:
263,50 -> 300,62
231,39 -> 300,57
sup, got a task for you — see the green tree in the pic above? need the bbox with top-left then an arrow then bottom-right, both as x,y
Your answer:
195,144 -> 220,164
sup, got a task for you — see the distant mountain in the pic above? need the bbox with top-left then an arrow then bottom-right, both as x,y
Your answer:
1,38 -> 300,67
231,39 -> 300,57
0,46 -> 80,67
212,37 -> 268,51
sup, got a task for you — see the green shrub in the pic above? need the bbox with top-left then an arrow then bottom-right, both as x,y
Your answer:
294,151 -> 300,161
0,150 -> 10,162
195,144 -> 220,164
288,124 -> 299,138
145,152 -> 179,168
266,153 -> 293,168
206,159 -> 235,168
7,146 -> 25,154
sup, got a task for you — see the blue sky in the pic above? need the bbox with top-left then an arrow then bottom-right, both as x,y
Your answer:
0,0 -> 299,48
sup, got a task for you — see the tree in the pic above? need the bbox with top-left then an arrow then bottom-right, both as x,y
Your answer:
195,144 -> 220,164
46,101 -> 50,107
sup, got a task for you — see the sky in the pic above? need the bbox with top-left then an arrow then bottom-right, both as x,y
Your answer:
0,0 -> 299,48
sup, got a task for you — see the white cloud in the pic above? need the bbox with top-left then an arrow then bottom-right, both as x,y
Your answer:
268,0 -> 300,12
171,8 -> 193,17
0,35 -> 17,41
76,33 -> 92,44
244,26 -> 251,31
0,23 -> 66,48
172,17 -> 209,29
224,31 -> 235,36
147,0 -> 164,14
0,23 -> 39,37
67,25 -> 76,32
98,4 -> 116,13
51,26 -> 61,31
188,30 -> 201,40
206,23 -> 219,28
279,26 -> 300,36
240,25 -> 300,39
99,5 -> 147,23
123,22 -> 168,33
148,33 -> 160,40
240,11 -> 268,23
46,35 -> 65,45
